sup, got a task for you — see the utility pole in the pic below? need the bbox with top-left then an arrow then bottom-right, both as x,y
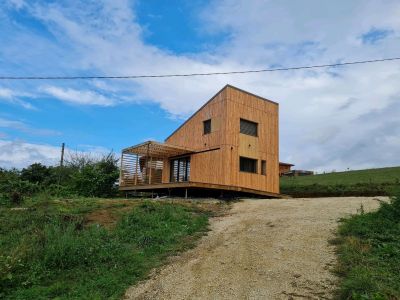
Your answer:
60,142 -> 65,167
58,142 -> 65,186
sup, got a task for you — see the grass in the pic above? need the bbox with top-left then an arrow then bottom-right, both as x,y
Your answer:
334,191 -> 400,299
280,166 -> 400,197
0,196 -> 223,299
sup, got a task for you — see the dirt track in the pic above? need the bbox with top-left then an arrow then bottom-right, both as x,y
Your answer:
125,197 -> 385,300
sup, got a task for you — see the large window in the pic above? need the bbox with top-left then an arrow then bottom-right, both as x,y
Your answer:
170,156 -> 191,182
239,157 -> 257,173
240,119 -> 258,137
203,119 -> 211,135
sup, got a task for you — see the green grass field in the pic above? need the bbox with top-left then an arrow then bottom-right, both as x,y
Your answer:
280,166 -> 400,197
334,191 -> 400,299
0,196 -> 224,299
281,166 -> 400,185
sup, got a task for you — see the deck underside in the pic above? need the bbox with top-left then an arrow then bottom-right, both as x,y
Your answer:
119,182 -> 285,198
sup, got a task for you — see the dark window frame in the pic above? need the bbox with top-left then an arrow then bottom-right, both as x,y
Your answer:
203,119 -> 211,135
170,156 -> 191,182
240,118 -> 258,137
239,156 -> 258,174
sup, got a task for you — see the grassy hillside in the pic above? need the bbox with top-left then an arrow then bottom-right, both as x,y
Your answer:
280,166 -> 400,197
335,191 -> 400,299
0,197 -> 224,299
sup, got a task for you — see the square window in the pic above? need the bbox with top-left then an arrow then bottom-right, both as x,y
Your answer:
203,119 -> 211,135
240,119 -> 258,137
239,156 -> 257,173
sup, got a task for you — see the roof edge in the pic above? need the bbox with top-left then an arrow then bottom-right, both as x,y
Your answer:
165,84 -> 278,142
225,84 -> 279,106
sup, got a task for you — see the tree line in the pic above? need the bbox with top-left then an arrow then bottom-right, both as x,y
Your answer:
0,152 -> 120,205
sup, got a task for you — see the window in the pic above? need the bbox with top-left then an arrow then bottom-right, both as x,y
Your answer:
170,156 -> 191,182
240,119 -> 258,137
203,119 -> 211,135
261,160 -> 266,175
239,157 -> 257,173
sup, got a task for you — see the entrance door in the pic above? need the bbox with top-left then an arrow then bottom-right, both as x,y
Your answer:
170,156 -> 190,182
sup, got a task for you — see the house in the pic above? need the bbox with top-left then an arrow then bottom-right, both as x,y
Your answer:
119,85 -> 281,197
279,162 -> 294,176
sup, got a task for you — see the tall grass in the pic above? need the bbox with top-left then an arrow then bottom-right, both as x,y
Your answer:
335,191 -> 400,299
0,201 -> 209,299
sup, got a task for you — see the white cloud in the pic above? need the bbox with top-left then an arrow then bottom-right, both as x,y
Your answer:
41,86 -> 116,106
0,139 -> 60,168
0,117 -> 61,136
2,0 -> 400,171
0,87 -> 35,109
5,0 -> 26,10
0,139 -> 114,169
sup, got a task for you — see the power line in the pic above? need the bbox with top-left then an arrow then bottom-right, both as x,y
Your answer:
0,57 -> 399,80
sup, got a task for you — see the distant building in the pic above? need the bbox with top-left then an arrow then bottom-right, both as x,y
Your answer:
284,170 -> 314,177
279,162 -> 294,176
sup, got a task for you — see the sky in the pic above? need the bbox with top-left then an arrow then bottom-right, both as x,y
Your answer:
0,0 -> 399,172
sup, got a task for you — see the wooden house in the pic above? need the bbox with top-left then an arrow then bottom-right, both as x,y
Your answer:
119,85 -> 281,197
279,162 -> 294,176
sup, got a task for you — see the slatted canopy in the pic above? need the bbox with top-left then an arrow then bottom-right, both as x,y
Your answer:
122,141 -> 193,158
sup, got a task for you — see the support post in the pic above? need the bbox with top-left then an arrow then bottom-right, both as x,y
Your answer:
134,154 -> 138,186
119,152 -> 124,187
149,156 -> 152,184
185,188 -> 188,199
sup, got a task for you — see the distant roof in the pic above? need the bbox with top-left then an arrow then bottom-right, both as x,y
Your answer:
165,84 -> 278,141
279,162 -> 295,166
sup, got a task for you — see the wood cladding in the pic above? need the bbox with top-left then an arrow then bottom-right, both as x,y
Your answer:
164,85 -> 279,194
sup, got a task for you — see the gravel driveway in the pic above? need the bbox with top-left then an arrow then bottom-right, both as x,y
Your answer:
125,197 -> 385,300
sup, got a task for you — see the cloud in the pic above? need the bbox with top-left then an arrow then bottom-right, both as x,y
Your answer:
5,0 -> 26,10
41,86 -> 117,106
1,0 -> 400,172
0,117 -> 61,136
0,139 -> 61,169
0,139 -> 113,169
0,88 -> 35,109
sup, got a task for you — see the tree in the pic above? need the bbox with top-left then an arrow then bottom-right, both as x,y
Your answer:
20,163 -> 51,184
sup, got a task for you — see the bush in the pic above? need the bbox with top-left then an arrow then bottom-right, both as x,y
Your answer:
0,152 -> 120,202
68,153 -> 119,197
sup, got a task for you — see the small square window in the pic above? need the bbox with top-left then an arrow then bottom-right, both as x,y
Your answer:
261,160 -> 266,175
203,119 -> 211,135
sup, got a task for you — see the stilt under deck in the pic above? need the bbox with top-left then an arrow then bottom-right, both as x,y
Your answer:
119,181 -> 285,198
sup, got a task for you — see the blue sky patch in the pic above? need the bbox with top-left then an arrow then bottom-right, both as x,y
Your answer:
361,28 -> 392,44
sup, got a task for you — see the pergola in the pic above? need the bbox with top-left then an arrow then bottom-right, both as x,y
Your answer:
120,141 -> 194,187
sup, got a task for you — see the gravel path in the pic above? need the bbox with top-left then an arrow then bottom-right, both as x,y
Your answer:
125,197 -> 385,300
